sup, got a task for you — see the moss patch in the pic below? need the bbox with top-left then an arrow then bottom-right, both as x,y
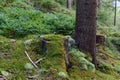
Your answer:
0,35 -> 120,80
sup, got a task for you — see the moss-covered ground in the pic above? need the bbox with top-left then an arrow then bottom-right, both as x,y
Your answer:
0,34 -> 120,80
0,0 -> 120,80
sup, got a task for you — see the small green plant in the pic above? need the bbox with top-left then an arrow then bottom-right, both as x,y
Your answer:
58,72 -> 68,79
69,48 -> 85,57
111,38 -> 120,52
114,65 -> 120,74
98,63 -> 112,74
24,63 -> 34,70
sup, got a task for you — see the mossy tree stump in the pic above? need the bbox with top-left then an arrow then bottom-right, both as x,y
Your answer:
96,34 -> 105,47
37,34 -> 69,80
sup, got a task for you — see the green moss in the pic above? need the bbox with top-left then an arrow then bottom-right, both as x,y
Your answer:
96,71 -> 118,80
0,37 -> 23,79
105,37 -> 120,58
96,43 -> 120,79
68,66 -> 82,80
27,34 -> 68,80
111,38 -> 120,52
69,48 -> 95,72
96,33 -> 105,37
1,34 -> 120,80
0,35 -> 37,79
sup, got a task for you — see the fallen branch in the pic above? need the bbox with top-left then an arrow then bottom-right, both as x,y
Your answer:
35,58 -> 44,64
24,50 -> 38,69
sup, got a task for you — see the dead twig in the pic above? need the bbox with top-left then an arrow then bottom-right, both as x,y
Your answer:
35,58 -> 45,64
24,50 -> 38,69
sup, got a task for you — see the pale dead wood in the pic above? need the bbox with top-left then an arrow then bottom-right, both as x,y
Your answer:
24,50 -> 38,69
35,58 -> 44,64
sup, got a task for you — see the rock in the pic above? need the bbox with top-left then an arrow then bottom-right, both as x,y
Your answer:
1,71 -> 9,77
10,39 -> 16,43
0,77 -> 6,80
24,63 -> 34,70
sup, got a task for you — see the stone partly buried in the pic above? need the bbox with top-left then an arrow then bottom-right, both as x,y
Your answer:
9,39 -> 16,43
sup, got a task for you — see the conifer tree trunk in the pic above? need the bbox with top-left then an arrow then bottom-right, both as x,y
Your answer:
73,0 -> 97,68
67,0 -> 72,9
114,0 -> 117,26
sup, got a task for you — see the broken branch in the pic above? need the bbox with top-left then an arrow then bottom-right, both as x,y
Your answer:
24,50 -> 38,69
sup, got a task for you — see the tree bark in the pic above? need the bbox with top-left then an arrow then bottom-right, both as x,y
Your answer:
97,0 -> 100,8
67,0 -> 72,10
114,0 -> 117,26
73,0 -> 97,68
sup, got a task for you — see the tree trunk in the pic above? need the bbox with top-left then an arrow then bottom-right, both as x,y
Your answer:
67,0 -> 72,10
97,0 -> 100,8
114,0 -> 117,26
73,0 -> 97,68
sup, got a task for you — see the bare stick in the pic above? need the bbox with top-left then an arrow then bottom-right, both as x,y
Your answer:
24,50 -> 38,69
35,59 -> 42,64
35,58 -> 45,64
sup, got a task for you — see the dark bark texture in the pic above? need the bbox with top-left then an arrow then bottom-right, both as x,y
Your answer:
73,0 -> 97,68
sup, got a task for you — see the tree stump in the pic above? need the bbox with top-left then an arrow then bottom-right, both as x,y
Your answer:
64,38 -> 72,71
96,34 -> 105,46
39,35 -> 47,53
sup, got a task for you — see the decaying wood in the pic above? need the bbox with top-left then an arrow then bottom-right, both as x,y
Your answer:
39,35 -> 50,53
96,35 -> 105,46
64,38 -> 72,71
41,40 -> 47,53
24,51 -> 38,69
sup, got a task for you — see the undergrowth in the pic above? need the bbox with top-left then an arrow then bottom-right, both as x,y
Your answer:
0,6 -> 75,37
0,0 -> 120,80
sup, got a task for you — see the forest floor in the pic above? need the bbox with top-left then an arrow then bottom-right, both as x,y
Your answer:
1,0 -> 120,80
0,34 -> 120,80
